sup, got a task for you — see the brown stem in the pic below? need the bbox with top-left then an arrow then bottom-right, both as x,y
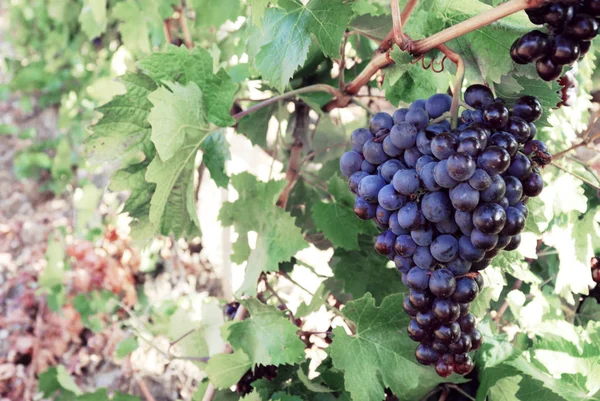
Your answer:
437,44 -> 464,129
551,116 -> 600,160
163,20 -> 173,44
391,0 -> 404,46
445,384 -> 476,401
235,84 -> 342,120
377,0 -> 419,52
136,377 -> 158,401
276,101 -> 310,208
411,0 -> 545,55
494,279 -> 523,323
178,5 -> 193,49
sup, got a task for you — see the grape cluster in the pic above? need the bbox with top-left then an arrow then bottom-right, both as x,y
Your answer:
592,257 -> 600,283
236,365 -> 277,395
339,85 -> 551,377
511,1 -> 599,81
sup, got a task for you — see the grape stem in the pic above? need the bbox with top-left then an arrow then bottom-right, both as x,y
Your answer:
233,84 -> 343,120
436,44 -> 464,129
390,0 -> 406,47
177,4 -> 194,49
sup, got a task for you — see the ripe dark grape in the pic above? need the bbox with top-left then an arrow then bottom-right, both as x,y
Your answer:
537,57 -> 563,81
550,35 -> 581,65
510,30 -> 549,63
565,14 -> 599,40
340,88 -> 549,377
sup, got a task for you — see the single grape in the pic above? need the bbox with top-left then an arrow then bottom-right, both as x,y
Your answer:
550,35 -> 580,65
464,84 -> 494,110
395,234 -> 418,257
432,340 -> 449,354
584,0 -> 600,16
580,40 -> 593,59
458,126 -> 487,148
395,255 -> 414,273
411,99 -> 427,110
435,360 -> 454,377
390,122 -> 418,149
480,174 -> 506,203
447,257 -> 472,276
407,266 -> 430,290
468,169 -> 491,191
510,30 -> 549,64
483,102 -> 509,129
435,218 -> 459,235
358,174 -> 386,203
565,14 -> 599,40
413,245 -> 436,270
513,201 -> 528,219
501,206 -> 526,236
447,153 -> 476,181
507,152 -> 533,179
415,343 -> 439,365
521,172 -> 543,197
375,230 -> 397,255
473,202 -> 507,235
448,333 -> 473,354
434,160 -> 459,189
420,162 -> 442,192
431,132 -> 458,160
398,202 -> 422,229
416,310 -> 439,329
361,160 -> 377,173
471,229 -> 499,251
426,93 -> 453,119
404,147 -> 423,168
469,329 -> 483,351
544,3 -> 574,28
477,146 -> 511,175
453,277 -> 479,303
504,176 -> 524,205
496,234 -> 512,250
340,151 -> 363,177
458,314 -> 476,332
392,169 -> 421,196
432,298 -> 460,323
406,108 -> 430,129
513,96 -> 542,123
455,210 -> 474,236
382,135 -> 403,157
470,257 -> 492,271
408,319 -> 428,342
393,108 -> 409,124
488,132 -> 518,157
376,205 -> 392,226
354,197 -> 377,220
498,196 -> 510,210
526,4 -> 548,24
370,112 -> 393,134
403,296 -> 418,316
536,57 -> 563,82
458,235 -> 486,262
459,302 -> 470,316
362,138 -> 389,165
430,236 -> 460,264
433,322 -> 461,344
415,155 -> 435,173
416,130 -> 434,156
348,171 -> 368,194
450,182 -> 480,212
389,211 -> 407,235
379,159 -> 405,182
506,116 -> 531,143
411,225 -> 434,246
409,289 -> 433,311
421,192 -> 453,223
351,128 -> 373,152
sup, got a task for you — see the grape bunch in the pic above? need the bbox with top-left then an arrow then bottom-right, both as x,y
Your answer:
236,365 -> 278,395
339,85 -> 551,377
511,0 -> 599,81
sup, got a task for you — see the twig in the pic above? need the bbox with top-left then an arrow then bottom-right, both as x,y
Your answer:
195,162 -> 205,203
411,0 -> 546,55
264,277 -> 296,322
163,20 -> 172,44
494,279 -> 523,323
445,384 -> 476,401
551,116 -> 600,160
178,5 -> 193,49
390,0 -> 404,47
377,0 -> 419,52
438,388 -> 449,401
550,161 -> 600,190
234,84 -> 342,120
279,271 -> 315,296
276,101 -> 310,208
437,44 -> 464,129
136,376 -> 158,401
168,328 -> 197,354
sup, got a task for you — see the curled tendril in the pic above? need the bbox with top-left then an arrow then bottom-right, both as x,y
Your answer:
411,54 -> 448,73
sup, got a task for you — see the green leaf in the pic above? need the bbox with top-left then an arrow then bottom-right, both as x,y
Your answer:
39,367 -> 61,397
79,0 -> 107,39
145,142 -> 201,238
115,337 -> 139,359
248,0 -> 272,26
296,283 -> 330,317
352,0 -> 388,16
86,72 -> 157,169
312,175 -> 377,250
578,298 -> 600,326
138,46 -> 238,127
112,0 -> 151,54
330,237 -> 404,302
254,0 -> 354,91
39,230 -> 67,291
56,365 -> 82,396
219,173 -> 307,295
384,61 -> 452,105
148,81 -> 208,161
225,298 -> 305,366
329,293 -> 464,401
201,131 -> 231,188
236,103 -> 278,148
193,381 -> 240,401
491,250 -> 540,284
205,350 -> 252,389
296,366 -> 334,393
74,184 -> 104,236
189,0 -> 241,27
112,392 -> 142,401
271,393 -> 303,401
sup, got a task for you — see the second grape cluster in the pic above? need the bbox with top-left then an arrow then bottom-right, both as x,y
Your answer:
340,85 -> 551,377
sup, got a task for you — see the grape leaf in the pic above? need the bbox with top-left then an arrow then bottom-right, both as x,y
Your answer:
193,382 -> 239,401
330,237 -> 404,302
205,350 -> 252,389
491,250 -> 540,284
201,131 -> 231,188
224,298 -> 305,366
115,337 -> 139,359
248,0 -> 273,26
312,175 -> 377,250
254,0 -> 354,91
352,0 -> 388,16
236,103 -> 278,148
86,73 -> 157,169
296,283 -> 330,317
578,298 -> 600,326
112,0 -> 151,54
329,293 -> 464,401
146,142 -> 201,238
188,0 -> 241,28
384,62 -> 452,105
271,393 -> 303,401
78,0 -> 107,39
219,173 -> 308,295
148,81 -> 209,161
138,45 -> 238,127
